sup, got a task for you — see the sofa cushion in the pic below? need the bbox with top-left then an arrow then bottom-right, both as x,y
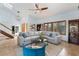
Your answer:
50,32 -> 59,37
53,32 -> 59,36
34,31 -> 40,36
29,31 -> 35,36
25,36 -> 40,40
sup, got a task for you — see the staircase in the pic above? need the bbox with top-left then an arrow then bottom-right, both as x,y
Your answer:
0,22 -> 14,40
0,29 -> 14,38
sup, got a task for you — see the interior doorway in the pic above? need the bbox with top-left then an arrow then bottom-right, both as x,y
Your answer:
37,24 -> 41,31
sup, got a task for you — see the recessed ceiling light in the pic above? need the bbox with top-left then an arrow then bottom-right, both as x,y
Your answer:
17,11 -> 20,13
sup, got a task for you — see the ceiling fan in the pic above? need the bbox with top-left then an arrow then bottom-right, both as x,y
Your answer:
29,4 -> 48,13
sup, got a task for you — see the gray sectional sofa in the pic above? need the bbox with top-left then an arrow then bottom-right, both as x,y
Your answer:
18,31 -> 61,46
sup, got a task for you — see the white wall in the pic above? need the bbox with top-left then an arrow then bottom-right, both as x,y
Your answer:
0,5 -> 20,26
34,10 -> 79,24
0,4 -> 20,35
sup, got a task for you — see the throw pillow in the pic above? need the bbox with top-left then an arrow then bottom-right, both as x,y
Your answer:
22,33 -> 28,38
49,33 -> 52,37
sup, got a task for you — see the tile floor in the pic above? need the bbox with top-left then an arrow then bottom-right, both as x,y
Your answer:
0,38 -> 79,56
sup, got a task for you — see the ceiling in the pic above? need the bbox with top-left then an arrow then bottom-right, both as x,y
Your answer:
2,3 -> 79,19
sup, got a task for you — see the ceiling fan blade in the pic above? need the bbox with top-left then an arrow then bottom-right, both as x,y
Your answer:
28,8 -> 40,11
28,9 -> 36,11
41,7 -> 48,10
35,4 -> 39,8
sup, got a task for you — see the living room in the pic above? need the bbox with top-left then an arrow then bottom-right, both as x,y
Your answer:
0,3 -> 79,56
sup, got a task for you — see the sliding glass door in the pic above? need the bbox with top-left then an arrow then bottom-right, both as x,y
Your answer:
52,21 -> 66,35
36,21 -> 66,35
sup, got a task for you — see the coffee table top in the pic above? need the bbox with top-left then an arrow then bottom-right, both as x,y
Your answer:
24,42 -> 46,49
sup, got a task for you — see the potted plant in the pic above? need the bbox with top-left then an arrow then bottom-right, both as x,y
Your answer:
39,32 -> 44,43
32,32 -> 44,45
